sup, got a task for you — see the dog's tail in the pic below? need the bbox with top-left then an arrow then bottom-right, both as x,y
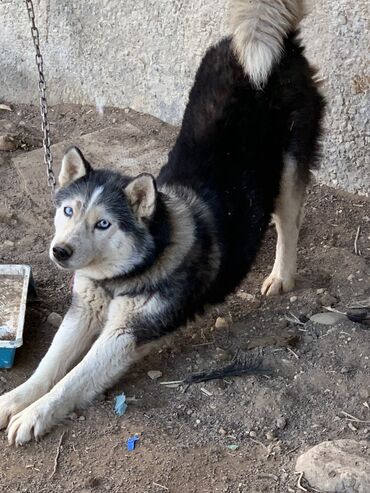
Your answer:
230,0 -> 305,88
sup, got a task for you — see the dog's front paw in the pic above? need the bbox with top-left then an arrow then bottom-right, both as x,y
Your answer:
0,389 -> 30,430
7,401 -> 53,446
261,274 -> 295,296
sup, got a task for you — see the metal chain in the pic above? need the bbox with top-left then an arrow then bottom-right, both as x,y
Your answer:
25,0 -> 56,191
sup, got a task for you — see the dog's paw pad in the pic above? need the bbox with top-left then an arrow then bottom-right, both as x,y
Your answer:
261,275 -> 295,296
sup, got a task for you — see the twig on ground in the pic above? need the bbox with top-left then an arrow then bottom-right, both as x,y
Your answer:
49,431 -> 65,479
287,347 -> 299,360
153,482 -> 169,491
295,472 -> 308,492
340,410 -> 370,424
354,226 -> 361,255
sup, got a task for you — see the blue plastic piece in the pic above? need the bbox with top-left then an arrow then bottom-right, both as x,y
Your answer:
0,348 -> 16,369
114,393 -> 127,416
127,434 -> 140,451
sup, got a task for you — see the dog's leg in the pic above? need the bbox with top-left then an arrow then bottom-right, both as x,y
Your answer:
261,156 -> 305,296
7,296 -> 144,445
0,276 -> 106,429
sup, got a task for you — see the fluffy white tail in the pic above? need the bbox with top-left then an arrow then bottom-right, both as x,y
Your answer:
230,0 -> 305,87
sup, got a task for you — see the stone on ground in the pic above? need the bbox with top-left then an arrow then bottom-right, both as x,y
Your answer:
295,439 -> 370,493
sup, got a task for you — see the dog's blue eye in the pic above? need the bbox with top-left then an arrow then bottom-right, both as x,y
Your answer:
95,219 -> 111,230
64,206 -> 73,217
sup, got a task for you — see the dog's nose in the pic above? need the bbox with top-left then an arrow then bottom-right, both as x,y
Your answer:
52,244 -> 73,261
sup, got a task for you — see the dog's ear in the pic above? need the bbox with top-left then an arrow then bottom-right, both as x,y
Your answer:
125,173 -> 157,220
59,146 -> 92,187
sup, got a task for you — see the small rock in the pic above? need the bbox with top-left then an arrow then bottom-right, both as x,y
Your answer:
78,415 -> 86,421
219,428 -> 227,436
296,439 -> 370,493
266,431 -> 275,441
0,208 -> 13,223
316,288 -> 326,294
147,370 -> 162,380
0,135 -> 18,151
276,417 -> 287,430
3,240 -> 14,247
249,431 -> 257,438
47,312 -> 63,328
68,412 -> 78,420
347,274 -> 355,281
237,291 -> 255,302
290,296 -> 297,303
319,293 -> 338,306
338,14 -> 347,25
0,104 -> 12,111
310,312 -> 346,325
214,347 -> 229,362
215,317 -> 229,329
124,108 -> 130,114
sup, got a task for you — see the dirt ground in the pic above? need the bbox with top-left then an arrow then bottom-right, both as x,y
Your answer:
0,103 -> 369,493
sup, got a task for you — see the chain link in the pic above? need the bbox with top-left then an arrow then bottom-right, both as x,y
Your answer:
25,0 -> 56,191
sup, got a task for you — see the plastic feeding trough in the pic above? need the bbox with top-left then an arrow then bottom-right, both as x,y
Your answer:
0,265 -> 32,368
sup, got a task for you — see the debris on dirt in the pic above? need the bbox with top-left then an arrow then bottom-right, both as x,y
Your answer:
289,296 -> 297,303
184,351 -> 272,385
245,332 -> 300,350
318,292 -> 338,306
227,444 -> 239,451
295,440 -> 370,493
310,312 -> 347,325
49,431 -> 65,479
347,307 -> 370,327
0,135 -> 18,151
214,316 -> 229,329
127,434 -> 140,452
236,291 -> 256,301
214,347 -> 230,361
276,417 -> 287,430
114,393 -> 127,416
47,312 -> 63,328
0,104 -> 12,112
147,370 -> 163,380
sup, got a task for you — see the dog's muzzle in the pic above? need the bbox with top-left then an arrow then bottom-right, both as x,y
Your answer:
52,244 -> 73,262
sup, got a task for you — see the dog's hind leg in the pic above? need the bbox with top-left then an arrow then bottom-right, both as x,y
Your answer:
261,155 -> 305,296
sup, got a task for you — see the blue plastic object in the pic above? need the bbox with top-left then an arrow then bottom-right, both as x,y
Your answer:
127,434 -> 140,451
114,393 -> 127,416
0,348 -> 16,369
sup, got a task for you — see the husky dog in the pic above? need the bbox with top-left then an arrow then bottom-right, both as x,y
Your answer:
1,0 -> 324,445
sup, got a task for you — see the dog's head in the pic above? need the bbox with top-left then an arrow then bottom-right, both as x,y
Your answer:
50,146 -> 158,279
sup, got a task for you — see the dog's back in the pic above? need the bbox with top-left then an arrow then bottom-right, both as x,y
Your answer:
158,0 -> 325,303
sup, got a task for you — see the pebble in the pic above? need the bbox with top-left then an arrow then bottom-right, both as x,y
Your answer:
276,417 -> 287,430
219,428 -> 227,436
147,370 -> 163,380
249,431 -> 257,438
316,288 -> 325,294
0,208 -> 13,223
289,296 -> 297,303
236,291 -> 255,302
78,415 -> 86,421
319,293 -> 338,306
47,312 -> 63,328
296,440 -> 370,492
215,317 -> 229,329
214,347 -> 229,362
0,135 -> 18,151
338,14 -> 347,25
266,431 -> 275,441
3,240 -> 14,247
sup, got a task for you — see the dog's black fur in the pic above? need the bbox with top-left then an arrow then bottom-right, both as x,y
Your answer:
109,33 -> 324,343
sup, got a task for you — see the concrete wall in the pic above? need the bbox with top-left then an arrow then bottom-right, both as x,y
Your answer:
0,0 -> 369,194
